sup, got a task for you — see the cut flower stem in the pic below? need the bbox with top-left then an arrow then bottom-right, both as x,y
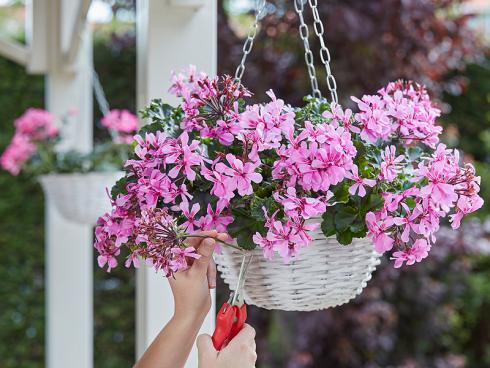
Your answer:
182,234 -> 243,252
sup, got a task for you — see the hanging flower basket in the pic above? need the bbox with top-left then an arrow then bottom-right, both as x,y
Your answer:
92,1 -> 483,312
40,171 -> 124,225
215,219 -> 381,311
93,67 -> 483,311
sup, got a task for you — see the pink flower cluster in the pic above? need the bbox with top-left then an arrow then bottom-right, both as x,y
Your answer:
0,108 -> 57,175
101,109 -> 139,144
94,67 -> 483,275
366,144 -> 483,268
170,65 -> 250,145
352,80 -> 442,147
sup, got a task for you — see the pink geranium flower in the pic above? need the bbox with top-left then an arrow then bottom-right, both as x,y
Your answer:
393,238 -> 431,268
449,195 -> 484,229
322,102 -> 360,133
201,165 -> 236,200
252,233 -> 275,260
179,201 -> 201,233
0,134 -> 36,175
14,108 -> 58,141
274,187 -> 327,219
101,109 -> 139,134
366,212 -> 395,253
379,145 -> 404,182
346,165 -> 376,197
170,247 -> 200,271
200,203 -> 234,232
167,132 -> 202,181
215,154 -> 262,196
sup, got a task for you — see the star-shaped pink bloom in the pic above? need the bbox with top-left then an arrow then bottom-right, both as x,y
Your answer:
215,154 -> 263,196
346,165 -> 376,197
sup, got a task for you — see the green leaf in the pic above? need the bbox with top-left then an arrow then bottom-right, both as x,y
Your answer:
236,232 -> 256,250
334,206 -> 358,231
250,196 -> 279,221
111,176 -> 129,199
138,122 -> 163,135
337,230 -> 354,245
367,192 -> 384,211
227,214 -> 262,250
321,210 -> 336,237
349,220 -> 366,235
332,182 -> 350,204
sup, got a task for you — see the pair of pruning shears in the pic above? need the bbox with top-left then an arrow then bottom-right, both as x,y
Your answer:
212,253 -> 253,351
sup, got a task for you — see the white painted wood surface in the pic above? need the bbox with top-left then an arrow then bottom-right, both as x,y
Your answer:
135,0 -> 217,366
26,0 -> 49,73
43,1 -> 94,367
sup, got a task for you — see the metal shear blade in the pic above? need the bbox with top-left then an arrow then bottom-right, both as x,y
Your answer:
230,253 -> 253,306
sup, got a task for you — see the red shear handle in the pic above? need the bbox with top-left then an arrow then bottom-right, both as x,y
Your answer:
229,304 -> 247,341
212,303 -> 247,351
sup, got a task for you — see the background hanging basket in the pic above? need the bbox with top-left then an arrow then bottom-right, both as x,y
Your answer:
40,172 -> 124,225
215,219 -> 381,311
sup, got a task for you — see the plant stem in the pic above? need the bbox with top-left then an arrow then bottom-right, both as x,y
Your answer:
182,234 -> 243,251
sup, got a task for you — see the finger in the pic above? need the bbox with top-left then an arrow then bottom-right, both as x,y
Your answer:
228,324 -> 256,346
185,230 -> 218,248
207,257 -> 217,289
216,232 -> 229,242
197,334 -> 218,361
192,237 -> 216,274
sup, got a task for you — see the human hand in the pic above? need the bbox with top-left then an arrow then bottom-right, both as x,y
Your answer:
169,230 -> 227,322
197,324 -> 257,368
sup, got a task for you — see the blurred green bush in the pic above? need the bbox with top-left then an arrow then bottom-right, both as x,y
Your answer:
0,56 -> 45,367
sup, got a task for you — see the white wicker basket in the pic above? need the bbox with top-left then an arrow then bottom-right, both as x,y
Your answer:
215,220 -> 381,311
39,171 -> 124,225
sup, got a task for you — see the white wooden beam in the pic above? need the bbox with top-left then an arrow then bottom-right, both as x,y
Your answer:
44,0 -> 94,367
26,0 -> 49,73
136,1 -> 217,366
0,36 -> 28,65
170,0 -> 206,8
64,0 -> 92,65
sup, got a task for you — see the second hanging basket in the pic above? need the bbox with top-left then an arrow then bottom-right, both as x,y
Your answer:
40,171 -> 124,225
215,218 -> 381,311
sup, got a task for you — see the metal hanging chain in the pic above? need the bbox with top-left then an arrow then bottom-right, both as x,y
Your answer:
294,0 -> 321,99
307,0 -> 338,103
233,0 -> 338,102
92,69 -> 111,116
234,0 -> 267,85
92,69 -> 121,143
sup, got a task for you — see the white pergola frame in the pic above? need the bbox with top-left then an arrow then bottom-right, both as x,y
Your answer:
0,1 -> 217,367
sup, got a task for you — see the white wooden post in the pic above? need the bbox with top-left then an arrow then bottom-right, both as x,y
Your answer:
43,0 -> 94,367
135,0 -> 217,366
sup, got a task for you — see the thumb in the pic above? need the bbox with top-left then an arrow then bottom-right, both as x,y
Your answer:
197,334 -> 217,367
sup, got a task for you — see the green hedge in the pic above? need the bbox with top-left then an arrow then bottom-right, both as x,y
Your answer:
0,57 -> 45,366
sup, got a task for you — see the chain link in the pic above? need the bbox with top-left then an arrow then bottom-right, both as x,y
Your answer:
234,0 -> 267,84
308,0 -> 338,103
93,69 -> 111,116
294,0 -> 321,98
